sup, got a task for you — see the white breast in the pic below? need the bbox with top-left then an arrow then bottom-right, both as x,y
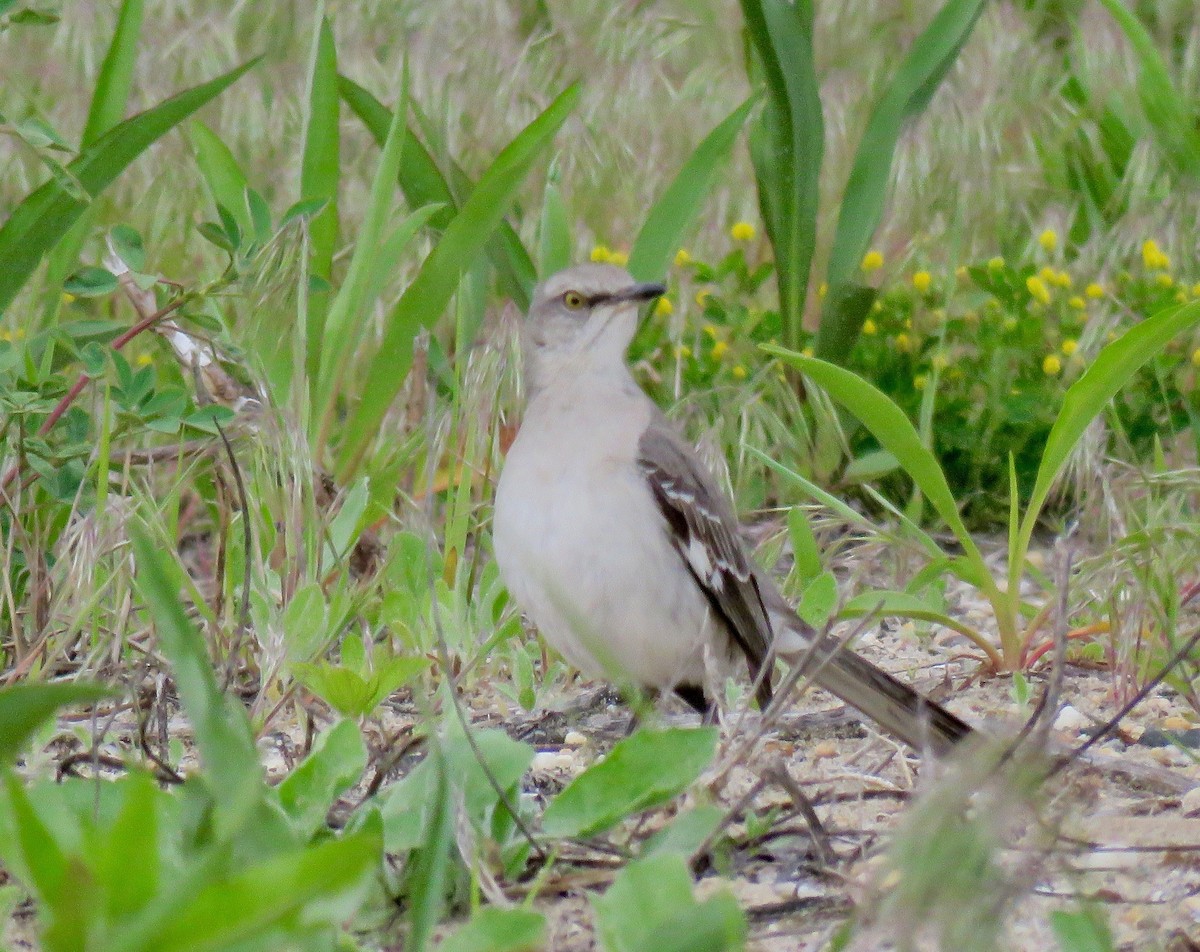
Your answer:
493,375 -> 729,695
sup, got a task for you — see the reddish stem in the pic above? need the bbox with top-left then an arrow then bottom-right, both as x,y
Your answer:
1024,622 -> 1110,668
0,296 -> 188,492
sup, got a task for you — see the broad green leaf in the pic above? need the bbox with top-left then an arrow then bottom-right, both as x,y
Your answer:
841,590 -> 989,647
301,14 -> 341,379
437,908 -> 545,952
1017,301 -> 1200,586
542,727 -> 717,839
64,266 -> 118,297
797,570 -> 838,628
826,0 -> 987,287
3,771 -> 69,911
766,347 -> 997,602
338,74 -> 537,310
95,770 -> 159,920
0,682 -> 113,763
0,57 -> 259,315
593,853 -> 746,952
187,121 -> 250,235
1050,907 -> 1115,952
813,281 -> 876,366
109,223 -> 145,271
115,827 -> 380,952
627,97 -> 756,283
641,804 -> 725,859
741,0 -> 822,350
407,747 -> 453,952
45,0 -> 145,293
335,82 -> 580,480
276,719 -> 366,834
786,505 -> 823,584
130,524 -> 262,838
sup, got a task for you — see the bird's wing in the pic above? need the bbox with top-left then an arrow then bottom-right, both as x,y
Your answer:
636,418 -> 774,704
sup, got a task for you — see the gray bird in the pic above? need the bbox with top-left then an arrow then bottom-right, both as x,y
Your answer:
493,263 -> 972,752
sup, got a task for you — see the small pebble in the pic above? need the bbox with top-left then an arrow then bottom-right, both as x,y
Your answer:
1161,715 -> 1193,732
563,730 -> 587,747
811,740 -> 838,760
531,750 -> 561,773
1054,704 -> 1089,732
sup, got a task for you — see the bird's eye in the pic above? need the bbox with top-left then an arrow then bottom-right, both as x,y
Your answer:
562,290 -> 587,310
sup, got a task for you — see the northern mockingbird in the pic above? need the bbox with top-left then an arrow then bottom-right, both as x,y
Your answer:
493,263 -> 972,752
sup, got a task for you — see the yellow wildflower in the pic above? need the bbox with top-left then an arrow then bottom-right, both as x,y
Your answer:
862,318 -> 878,335
730,221 -> 756,242
732,365 -> 747,380
1193,282 -> 1200,297
0,330 -> 10,342
703,323 -> 718,339
62,292 -> 76,304
675,344 -> 692,359
894,333 -> 913,353
872,299 -> 883,312
695,289 -> 711,308
654,297 -> 674,317
955,265 -> 968,280
1061,339 -> 1078,356
912,271 -> 932,293
673,248 -> 692,267
801,346 -> 814,358
861,249 -> 884,273
609,250 -> 629,266
1054,269 -> 1072,288
818,282 -> 828,298
590,244 -> 611,263
1192,348 -> 1200,368
1043,354 -> 1062,376
914,374 -> 927,391
136,353 -> 153,366
1038,228 -> 1058,252
1068,295 -> 1086,310
711,340 -> 729,360
1142,239 -> 1170,271
1039,265 -> 1057,283
988,256 -> 1005,270
1026,275 -> 1051,305
1086,282 -> 1104,298
1156,273 -> 1174,289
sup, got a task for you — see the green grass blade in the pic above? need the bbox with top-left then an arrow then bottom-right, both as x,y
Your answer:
44,0 -> 145,297
826,0 -> 986,289
314,59 -> 409,450
1096,0 -> 1200,179
0,57 -> 260,315
129,523 -> 263,839
334,83 -> 580,480
766,346 -> 997,597
339,74 -> 537,309
301,13 -> 341,379
537,156 -> 571,278
741,0 -> 822,351
1017,300 -> 1200,578
187,121 -> 250,232
627,97 -> 756,283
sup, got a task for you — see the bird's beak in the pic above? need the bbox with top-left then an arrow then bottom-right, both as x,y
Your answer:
611,281 -> 667,305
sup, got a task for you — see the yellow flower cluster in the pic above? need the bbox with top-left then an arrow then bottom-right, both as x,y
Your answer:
1039,265 -> 1072,289
1043,354 -> 1062,376
654,297 -> 673,317
1038,228 -> 1058,252
674,248 -> 692,267
1142,239 -> 1170,271
590,245 -> 629,266
861,250 -> 884,273
912,271 -> 932,293
1026,275 -> 1051,305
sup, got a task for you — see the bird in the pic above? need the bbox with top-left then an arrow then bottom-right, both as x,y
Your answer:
492,262 -> 973,752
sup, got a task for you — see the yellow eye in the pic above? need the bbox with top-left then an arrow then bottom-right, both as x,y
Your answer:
562,290 -> 586,310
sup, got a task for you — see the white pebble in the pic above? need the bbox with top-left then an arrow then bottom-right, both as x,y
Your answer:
1053,705 -> 1089,732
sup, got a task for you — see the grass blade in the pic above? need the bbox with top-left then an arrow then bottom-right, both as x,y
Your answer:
741,0 -> 822,351
129,523 -> 262,839
0,683 -> 114,764
766,346 -> 998,602
537,156 -> 571,277
826,0 -> 987,289
301,12 -> 341,378
627,97 -> 756,283
1096,0 -> 1200,179
0,57 -> 260,315
334,83 -> 580,480
339,74 -> 537,309
44,0 -> 146,297
187,121 -> 250,233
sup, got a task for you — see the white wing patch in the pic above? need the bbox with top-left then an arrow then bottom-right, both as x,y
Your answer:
685,532 -> 720,589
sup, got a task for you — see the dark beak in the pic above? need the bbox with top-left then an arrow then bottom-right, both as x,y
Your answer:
612,281 -> 666,305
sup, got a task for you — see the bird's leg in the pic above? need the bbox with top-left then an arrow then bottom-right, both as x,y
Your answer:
675,684 -> 719,725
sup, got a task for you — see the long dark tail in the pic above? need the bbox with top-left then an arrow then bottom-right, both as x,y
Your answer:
811,645 -> 974,754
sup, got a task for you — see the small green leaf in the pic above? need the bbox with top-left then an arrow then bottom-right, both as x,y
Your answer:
276,719 -> 366,834
64,267 -> 118,297
0,682 -> 113,764
542,727 -> 717,839
1050,906 -> 1115,952
797,571 -> 838,628
437,908 -> 545,952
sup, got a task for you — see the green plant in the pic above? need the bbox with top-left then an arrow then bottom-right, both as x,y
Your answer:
768,296 -> 1200,669
739,0 -> 987,363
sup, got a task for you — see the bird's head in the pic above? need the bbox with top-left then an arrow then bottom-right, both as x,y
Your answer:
522,263 -> 665,393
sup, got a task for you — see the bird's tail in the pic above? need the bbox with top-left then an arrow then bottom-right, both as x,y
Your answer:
809,643 -> 973,754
